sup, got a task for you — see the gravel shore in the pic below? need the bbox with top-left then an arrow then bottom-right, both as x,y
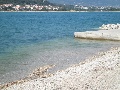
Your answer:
1,47 -> 120,90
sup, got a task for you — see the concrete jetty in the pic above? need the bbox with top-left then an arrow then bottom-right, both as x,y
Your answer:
74,24 -> 120,41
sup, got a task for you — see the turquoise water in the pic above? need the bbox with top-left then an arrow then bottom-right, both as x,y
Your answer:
0,12 -> 120,84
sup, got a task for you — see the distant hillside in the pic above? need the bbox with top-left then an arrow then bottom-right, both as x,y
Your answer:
49,0 -> 120,7
0,0 -> 52,5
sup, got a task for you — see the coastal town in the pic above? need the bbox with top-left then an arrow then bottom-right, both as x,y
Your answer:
0,3 -> 120,11
0,4 -> 61,11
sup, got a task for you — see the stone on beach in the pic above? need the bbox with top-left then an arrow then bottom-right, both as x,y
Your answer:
99,23 -> 120,30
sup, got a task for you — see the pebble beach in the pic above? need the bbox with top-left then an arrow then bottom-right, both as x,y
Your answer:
1,47 -> 120,90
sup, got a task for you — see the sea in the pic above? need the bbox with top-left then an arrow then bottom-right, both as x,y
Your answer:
0,12 -> 120,84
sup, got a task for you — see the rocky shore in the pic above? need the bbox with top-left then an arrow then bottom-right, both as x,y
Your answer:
0,47 -> 120,90
99,23 -> 120,30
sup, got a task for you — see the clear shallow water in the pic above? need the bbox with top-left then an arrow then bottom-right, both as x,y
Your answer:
0,12 -> 120,84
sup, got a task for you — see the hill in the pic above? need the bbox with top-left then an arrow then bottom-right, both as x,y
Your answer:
49,0 -> 120,7
0,0 -> 52,5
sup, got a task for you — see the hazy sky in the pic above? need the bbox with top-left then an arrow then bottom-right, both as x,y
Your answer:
49,0 -> 120,7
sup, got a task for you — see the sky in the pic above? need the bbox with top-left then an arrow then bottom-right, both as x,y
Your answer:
49,0 -> 120,7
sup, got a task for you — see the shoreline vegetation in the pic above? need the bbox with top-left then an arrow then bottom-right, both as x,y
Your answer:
0,47 -> 120,90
